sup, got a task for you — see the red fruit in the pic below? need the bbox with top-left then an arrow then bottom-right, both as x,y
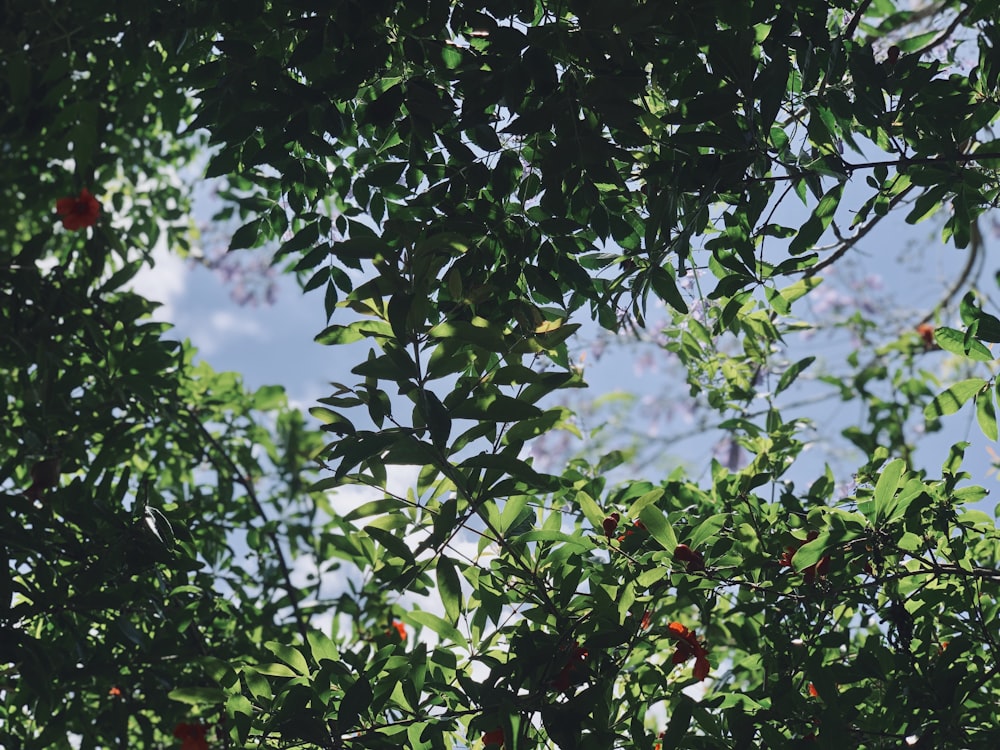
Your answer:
673,544 -> 706,572
887,45 -> 900,66
602,512 -> 620,539
172,723 -> 209,750
482,728 -> 505,747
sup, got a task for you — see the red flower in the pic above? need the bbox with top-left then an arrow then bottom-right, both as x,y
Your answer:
665,621 -> 710,680
55,188 -> 100,230
550,642 -> 589,693
173,722 -> 209,750
482,728 -> 505,747
673,544 -> 705,572
916,323 -> 937,349
602,512 -> 620,539
779,531 -> 830,584
25,457 -> 60,502
807,682 -> 819,698
617,520 -> 647,542
108,685 -> 122,697
388,620 -> 406,640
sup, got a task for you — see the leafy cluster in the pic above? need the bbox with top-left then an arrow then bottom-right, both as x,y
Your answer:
4,0 -> 1000,748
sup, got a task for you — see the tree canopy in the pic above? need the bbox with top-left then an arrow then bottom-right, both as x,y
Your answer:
4,0 -> 1000,748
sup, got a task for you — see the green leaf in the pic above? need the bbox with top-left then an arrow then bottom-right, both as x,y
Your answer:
504,409 -> 572,443
338,674 -> 374,730
458,452 -> 554,489
976,388 -> 999,440
626,488 -> 664,520
873,458 -> 906,525
306,630 -> 341,665
924,378 -> 989,419
365,525 -> 417,565
436,556 -> 463,624
788,182 -> 844,255
404,610 -> 467,647
428,319 -> 508,351
254,663 -> 298,677
315,320 -> 394,345
775,356 -> 815,395
518,530 -> 595,551
638,505 -> 677,552
264,641 -> 310,675
974,311 -> 1000,343
575,491 -> 607,531
168,687 -> 227,705
450,394 -> 543,422
417,389 -> 451,450
689,513 -> 729,550
253,384 -> 286,411
649,266 -> 690,313
934,327 -> 994,361
229,218 -> 263,251
791,533 -> 830,571
308,406 -> 356,435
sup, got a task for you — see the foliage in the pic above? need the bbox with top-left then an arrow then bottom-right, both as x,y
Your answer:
4,0 -> 1000,748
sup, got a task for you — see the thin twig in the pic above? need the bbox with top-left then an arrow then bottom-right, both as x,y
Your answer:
804,183 -> 915,277
914,5 -> 972,57
185,410 -> 312,646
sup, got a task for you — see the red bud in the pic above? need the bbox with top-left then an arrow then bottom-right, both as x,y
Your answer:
602,513 -> 620,539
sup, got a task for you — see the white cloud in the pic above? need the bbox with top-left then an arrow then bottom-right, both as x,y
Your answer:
128,238 -> 188,322
189,309 -> 266,355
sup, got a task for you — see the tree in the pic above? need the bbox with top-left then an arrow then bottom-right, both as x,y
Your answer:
3,0 -> 1000,747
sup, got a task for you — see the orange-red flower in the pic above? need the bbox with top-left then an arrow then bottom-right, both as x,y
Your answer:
481,728 -> 505,747
108,685 -> 122,697
673,544 -> 705,572
807,682 -> 819,698
388,620 -> 406,640
916,323 -> 936,349
55,188 -> 100,230
173,722 -> 209,750
550,642 -> 589,693
779,531 -> 830,584
665,621 -> 710,680
617,519 -> 646,542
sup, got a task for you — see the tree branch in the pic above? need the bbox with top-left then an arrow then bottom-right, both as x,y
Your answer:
185,410 -> 312,646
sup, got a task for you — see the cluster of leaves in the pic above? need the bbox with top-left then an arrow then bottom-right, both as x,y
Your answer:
4,0 -> 1000,748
